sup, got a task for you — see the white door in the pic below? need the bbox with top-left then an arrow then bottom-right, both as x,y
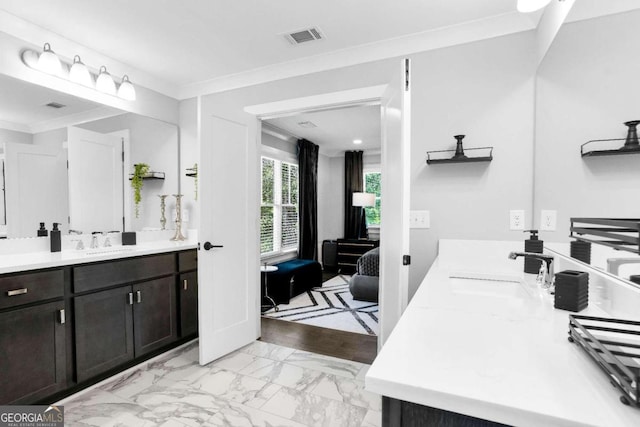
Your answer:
198,114 -> 258,365
379,59 -> 411,347
67,127 -> 123,234
4,142 -> 68,238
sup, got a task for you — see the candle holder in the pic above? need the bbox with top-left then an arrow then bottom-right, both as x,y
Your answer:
158,194 -> 168,230
171,194 -> 186,241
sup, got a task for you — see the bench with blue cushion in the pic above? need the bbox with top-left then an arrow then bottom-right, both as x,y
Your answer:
264,259 -> 322,304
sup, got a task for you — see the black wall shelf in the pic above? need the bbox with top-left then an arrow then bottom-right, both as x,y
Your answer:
582,120 -> 640,157
128,171 -> 165,180
426,135 -> 493,165
570,217 -> 640,255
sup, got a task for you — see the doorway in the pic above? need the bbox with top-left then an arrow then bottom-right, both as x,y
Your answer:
257,104 -> 381,359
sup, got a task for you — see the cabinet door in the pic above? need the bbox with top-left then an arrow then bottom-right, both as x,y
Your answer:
75,287 -> 134,383
179,271 -> 198,337
132,277 -> 177,357
0,301 -> 66,404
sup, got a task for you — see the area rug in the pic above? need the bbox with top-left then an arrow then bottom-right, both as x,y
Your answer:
262,275 -> 378,336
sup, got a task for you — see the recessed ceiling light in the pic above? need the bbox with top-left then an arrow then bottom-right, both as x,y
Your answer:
297,121 -> 317,128
353,139 -> 363,145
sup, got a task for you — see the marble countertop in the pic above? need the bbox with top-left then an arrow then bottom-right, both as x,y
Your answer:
366,239 -> 640,427
0,239 -> 198,274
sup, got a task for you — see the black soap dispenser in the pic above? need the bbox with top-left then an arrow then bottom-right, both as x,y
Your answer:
37,222 -> 48,237
50,222 -> 61,253
524,230 -> 543,274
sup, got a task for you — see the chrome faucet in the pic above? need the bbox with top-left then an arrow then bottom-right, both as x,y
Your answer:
90,232 -> 100,249
508,251 -> 555,290
68,229 -> 83,235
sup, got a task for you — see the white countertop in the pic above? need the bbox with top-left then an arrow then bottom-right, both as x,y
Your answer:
366,239 -> 640,427
0,239 -> 198,274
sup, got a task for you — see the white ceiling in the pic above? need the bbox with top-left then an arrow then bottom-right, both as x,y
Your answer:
265,105 -> 381,157
0,74 -> 110,132
0,0 -> 535,97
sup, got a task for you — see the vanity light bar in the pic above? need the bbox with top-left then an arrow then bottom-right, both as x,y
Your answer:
20,43 -> 136,101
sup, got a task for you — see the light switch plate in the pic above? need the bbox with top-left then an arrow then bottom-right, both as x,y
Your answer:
510,210 -> 525,230
410,210 -> 430,229
540,210 -> 557,231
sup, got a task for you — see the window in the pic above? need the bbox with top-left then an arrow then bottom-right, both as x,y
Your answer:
261,157 -> 299,255
364,171 -> 381,226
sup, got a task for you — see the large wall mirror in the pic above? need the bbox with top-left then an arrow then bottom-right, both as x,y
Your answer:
0,73 -> 180,238
534,8 -> 640,286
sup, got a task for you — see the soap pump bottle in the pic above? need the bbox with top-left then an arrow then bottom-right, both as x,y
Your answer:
37,222 -> 48,237
523,230 -> 543,274
50,222 -> 61,253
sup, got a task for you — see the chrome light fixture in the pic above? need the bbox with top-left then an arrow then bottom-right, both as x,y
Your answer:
68,55 -> 93,87
36,43 -> 63,76
21,43 -> 137,101
517,0 -> 552,13
96,66 -> 116,95
117,75 -> 136,101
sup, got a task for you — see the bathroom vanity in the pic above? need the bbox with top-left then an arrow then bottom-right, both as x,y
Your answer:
0,241 -> 198,405
366,240 -> 640,427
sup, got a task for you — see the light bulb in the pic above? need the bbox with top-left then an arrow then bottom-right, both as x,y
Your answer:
36,43 -> 63,76
96,66 -> 116,95
117,75 -> 136,101
517,0 -> 552,13
69,55 -> 93,87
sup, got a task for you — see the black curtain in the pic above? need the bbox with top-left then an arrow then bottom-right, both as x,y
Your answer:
344,151 -> 366,239
297,139 -> 319,260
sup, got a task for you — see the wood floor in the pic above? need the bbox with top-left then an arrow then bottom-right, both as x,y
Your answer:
260,316 -> 378,364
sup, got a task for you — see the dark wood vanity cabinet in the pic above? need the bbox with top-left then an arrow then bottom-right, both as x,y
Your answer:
178,249 -> 198,337
1,248 -> 198,405
0,270 -> 66,404
73,255 -> 178,383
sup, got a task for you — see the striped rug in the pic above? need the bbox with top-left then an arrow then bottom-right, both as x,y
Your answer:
262,274 -> 379,336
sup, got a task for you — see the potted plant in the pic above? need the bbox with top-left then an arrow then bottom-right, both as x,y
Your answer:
131,163 -> 150,218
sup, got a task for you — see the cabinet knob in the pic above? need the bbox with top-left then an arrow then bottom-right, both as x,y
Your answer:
128,292 -> 134,305
183,279 -> 188,290
59,309 -> 66,324
7,288 -> 27,297
136,290 -> 142,304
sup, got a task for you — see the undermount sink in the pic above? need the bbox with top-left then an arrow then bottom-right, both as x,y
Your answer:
448,272 -> 531,300
83,247 -> 135,256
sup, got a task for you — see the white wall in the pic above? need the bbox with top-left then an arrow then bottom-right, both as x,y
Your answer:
534,11 -> 640,242
77,114 -> 179,231
179,98 -> 199,233
0,128 -> 32,145
33,127 -> 67,149
409,31 -> 536,295
190,29 -> 536,298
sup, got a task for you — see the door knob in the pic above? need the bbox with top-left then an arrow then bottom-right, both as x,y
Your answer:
203,241 -> 223,250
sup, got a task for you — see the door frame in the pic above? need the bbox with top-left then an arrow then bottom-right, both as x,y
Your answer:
244,83 -> 400,345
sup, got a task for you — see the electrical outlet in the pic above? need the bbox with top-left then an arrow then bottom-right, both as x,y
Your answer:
540,210 -> 556,231
510,210 -> 525,230
409,210 -> 430,229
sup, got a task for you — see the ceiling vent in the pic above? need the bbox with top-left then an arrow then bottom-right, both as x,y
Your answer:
284,27 -> 324,45
297,121 -> 317,128
45,102 -> 66,109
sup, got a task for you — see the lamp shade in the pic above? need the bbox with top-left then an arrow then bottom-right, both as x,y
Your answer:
517,0 -> 552,13
69,55 -> 93,87
96,66 -> 116,95
352,192 -> 376,207
117,75 -> 136,101
37,43 -> 63,76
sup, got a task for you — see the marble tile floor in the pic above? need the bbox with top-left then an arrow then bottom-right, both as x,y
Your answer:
57,340 -> 381,427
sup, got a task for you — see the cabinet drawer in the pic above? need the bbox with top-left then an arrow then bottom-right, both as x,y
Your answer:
0,270 -> 64,310
74,254 -> 175,293
178,250 -> 197,271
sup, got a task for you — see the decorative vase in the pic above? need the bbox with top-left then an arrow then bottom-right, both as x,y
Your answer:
452,135 -> 468,159
158,194 -> 168,230
622,120 -> 640,149
171,194 -> 186,241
